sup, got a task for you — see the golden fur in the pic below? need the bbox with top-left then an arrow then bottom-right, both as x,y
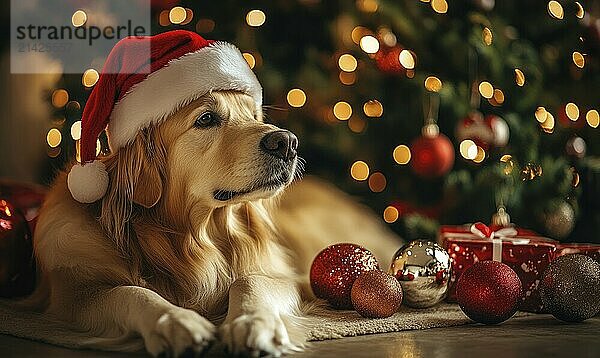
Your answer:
21,91 -> 401,356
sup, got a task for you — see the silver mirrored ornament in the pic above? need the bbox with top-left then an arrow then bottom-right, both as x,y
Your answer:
388,240 -> 452,308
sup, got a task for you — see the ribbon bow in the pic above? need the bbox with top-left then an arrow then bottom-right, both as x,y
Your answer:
470,222 -> 518,239
470,222 -> 518,262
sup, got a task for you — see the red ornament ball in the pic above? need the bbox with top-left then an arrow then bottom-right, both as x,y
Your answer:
310,243 -> 379,309
374,45 -> 405,74
456,261 -> 522,324
351,270 -> 403,318
410,128 -> 455,178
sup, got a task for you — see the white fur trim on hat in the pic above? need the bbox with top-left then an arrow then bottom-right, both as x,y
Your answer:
107,41 -> 262,151
67,160 -> 109,203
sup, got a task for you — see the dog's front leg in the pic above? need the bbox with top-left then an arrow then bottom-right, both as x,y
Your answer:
220,275 -> 304,356
83,286 -> 216,356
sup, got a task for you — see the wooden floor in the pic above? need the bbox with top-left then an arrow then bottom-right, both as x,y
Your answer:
1,315 -> 599,357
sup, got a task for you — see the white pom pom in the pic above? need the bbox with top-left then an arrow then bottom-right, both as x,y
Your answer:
67,160 -> 109,203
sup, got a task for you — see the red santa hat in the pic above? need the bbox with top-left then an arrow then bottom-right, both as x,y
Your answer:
67,30 -> 262,203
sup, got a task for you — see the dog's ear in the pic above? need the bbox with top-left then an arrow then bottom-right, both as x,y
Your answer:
132,159 -> 163,208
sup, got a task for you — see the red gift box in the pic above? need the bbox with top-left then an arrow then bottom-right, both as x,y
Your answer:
439,223 -> 557,312
554,243 -> 600,263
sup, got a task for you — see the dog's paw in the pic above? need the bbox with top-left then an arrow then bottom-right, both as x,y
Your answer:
220,311 -> 300,357
143,308 -> 216,357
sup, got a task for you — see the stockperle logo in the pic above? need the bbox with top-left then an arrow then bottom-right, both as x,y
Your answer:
11,0 -> 151,74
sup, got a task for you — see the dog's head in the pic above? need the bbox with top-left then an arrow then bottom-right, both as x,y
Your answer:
105,91 -> 300,211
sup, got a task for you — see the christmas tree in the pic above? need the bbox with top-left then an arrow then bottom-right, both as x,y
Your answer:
46,0 -> 599,242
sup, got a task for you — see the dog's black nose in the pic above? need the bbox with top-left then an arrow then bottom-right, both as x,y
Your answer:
260,130 -> 298,161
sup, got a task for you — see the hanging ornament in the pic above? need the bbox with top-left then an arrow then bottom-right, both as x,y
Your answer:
374,44 -> 405,75
456,112 -> 509,150
411,94 -> 455,178
565,136 -> 586,159
540,200 -> 575,240
310,243 -> 379,309
388,240 -> 452,308
540,254 -> 600,322
456,261 -> 522,324
351,270 -> 403,318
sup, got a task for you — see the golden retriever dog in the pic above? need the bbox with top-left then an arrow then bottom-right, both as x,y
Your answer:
18,89 -> 400,357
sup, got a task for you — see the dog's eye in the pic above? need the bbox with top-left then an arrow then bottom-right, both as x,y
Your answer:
194,112 -> 220,128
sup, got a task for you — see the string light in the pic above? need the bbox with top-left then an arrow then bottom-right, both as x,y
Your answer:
514,69 -> 525,86
565,103 -> 579,121
460,140 -> 477,160
70,121 -> 82,140
368,172 -> 386,192
348,117 -> 367,133
363,100 -> 383,117
169,6 -> 187,24
535,107 -> 548,123
482,27 -> 493,46
547,1 -> 564,20
51,89 -> 69,108
575,2 -> 584,19
393,145 -> 411,164
242,53 -> 256,69
82,69 -> 99,88
572,52 -> 585,68
586,110 -> 599,128
383,206 -> 399,223
287,89 -> 307,108
350,161 -> 370,181
425,76 -> 442,92
338,54 -> 358,72
431,0 -> 448,14
356,0 -> 378,13
246,10 -> 266,27
500,154 -> 514,175
473,146 -> 486,163
72,10 -> 87,27
478,81 -> 494,99
333,101 -> 352,120
398,50 -> 415,69
46,128 -> 62,148
492,89 -> 505,105
360,35 -> 379,54
339,71 -> 356,85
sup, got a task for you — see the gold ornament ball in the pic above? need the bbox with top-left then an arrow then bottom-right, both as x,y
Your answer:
542,201 -> 575,240
351,270 -> 403,318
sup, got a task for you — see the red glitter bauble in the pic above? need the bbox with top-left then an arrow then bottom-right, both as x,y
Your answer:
456,261 -> 522,324
310,243 -> 379,309
351,270 -> 403,318
410,133 -> 455,178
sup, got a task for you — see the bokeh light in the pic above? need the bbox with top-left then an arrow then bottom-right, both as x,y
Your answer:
565,103 -> 579,121
243,53 -> 256,69
51,89 -> 69,108
338,54 -> 358,72
351,161 -> 370,181
383,206 -> 399,223
572,52 -> 585,68
540,112 -> 555,133
478,81 -> 494,99
360,35 -> 380,54
246,9 -> 266,27
368,172 -> 387,192
398,50 -> 415,69
431,0 -> 448,14
473,146 -> 486,163
339,71 -> 357,85
547,1 -> 564,20
287,89 -> 307,108
535,106 -> 548,123
70,121 -> 82,141
363,100 -> 383,117
575,2 -> 584,19
82,69 -> 99,88
348,117 -> 367,133
47,128 -> 62,148
493,89 -> 505,105
482,27 -> 492,45
514,69 -> 525,86
72,10 -> 87,27
586,110 -> 599,128
460,140 -> 477,160
357,0 -> 379,13
424,76 -> 442,92
334,101 -> 353,120
169,6 -> 187,24
393,145 -> 411,164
